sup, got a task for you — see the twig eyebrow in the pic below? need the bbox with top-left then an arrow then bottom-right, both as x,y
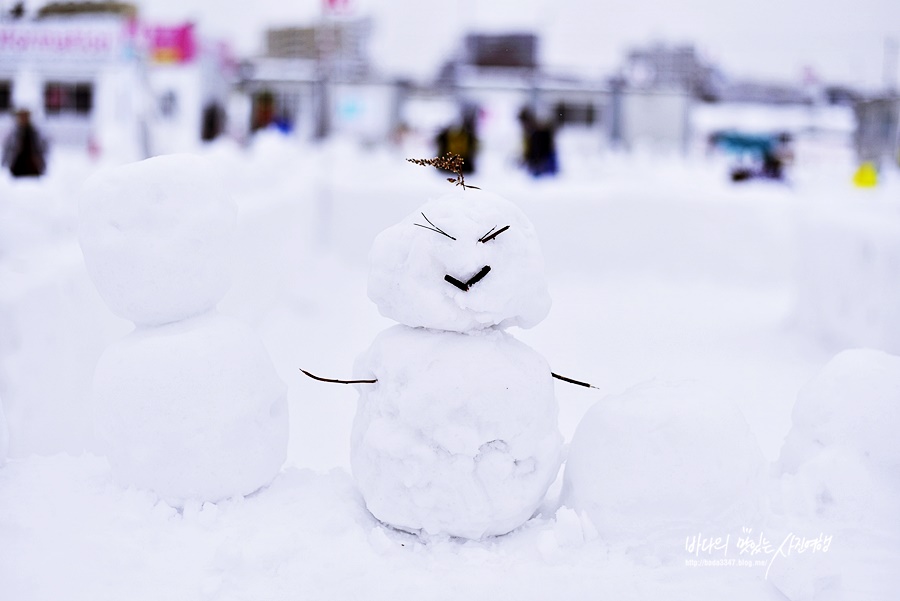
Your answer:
479,225 -> 510,243
414,213 -> 456,240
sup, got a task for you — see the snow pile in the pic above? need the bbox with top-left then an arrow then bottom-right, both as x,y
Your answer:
352,188 -> 562,538
793,198 -> 900,354
368,189 -> 552,332
351,326 -> 562,538
79,154 -> 288,505
78,154 -> 237,327
562,381 -> 766,552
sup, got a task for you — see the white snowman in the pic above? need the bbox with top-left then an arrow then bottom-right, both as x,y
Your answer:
79,154 -> 288,505
308,178 -> 565,539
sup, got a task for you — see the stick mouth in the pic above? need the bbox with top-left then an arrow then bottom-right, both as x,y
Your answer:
444,265 -> 491,292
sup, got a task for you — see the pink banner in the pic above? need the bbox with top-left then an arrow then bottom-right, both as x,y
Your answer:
145,23 -> 195,64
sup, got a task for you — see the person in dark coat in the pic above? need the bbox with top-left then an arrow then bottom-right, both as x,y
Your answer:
518,107 -> 558,177
2,109 -> 47,178
435,108 -> 479,174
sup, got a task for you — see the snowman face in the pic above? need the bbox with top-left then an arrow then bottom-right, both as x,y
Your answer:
79,154 -> 237,327
368,190 -> 551,332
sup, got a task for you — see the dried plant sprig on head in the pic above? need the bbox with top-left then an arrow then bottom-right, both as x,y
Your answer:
407,153 -> 480,190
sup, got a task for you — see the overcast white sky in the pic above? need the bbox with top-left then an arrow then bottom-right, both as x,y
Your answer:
127,0 -> 900,89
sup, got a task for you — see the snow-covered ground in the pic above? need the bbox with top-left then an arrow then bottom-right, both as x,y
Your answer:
1,126 -> 898,600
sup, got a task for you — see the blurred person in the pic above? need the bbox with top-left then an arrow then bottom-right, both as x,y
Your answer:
760,132 -> 793,180
201,102 -> 225,142
708,130 -> 792,183
2,108 -> 47,178
517,107 -> 558,177
436,107 -> 479,173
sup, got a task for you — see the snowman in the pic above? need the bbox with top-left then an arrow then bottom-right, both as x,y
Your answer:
305,160 -> 568,539
79,154 -> 288,505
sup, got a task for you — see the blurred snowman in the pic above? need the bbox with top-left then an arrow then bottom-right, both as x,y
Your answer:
304,155 -> 591,539
79,155 -> 288,506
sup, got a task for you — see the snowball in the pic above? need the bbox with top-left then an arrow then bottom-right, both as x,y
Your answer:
78,154 -> 237,326
367,190 -> 551,332
92,311 -> 288,504
778,349 -> 900,475
561,381 -> 765,547
351,325 -> 563,538
775,349 -> 900,527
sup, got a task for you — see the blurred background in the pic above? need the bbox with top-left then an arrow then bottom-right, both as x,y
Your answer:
0,0 -> 898,464
0,0 -> 898,165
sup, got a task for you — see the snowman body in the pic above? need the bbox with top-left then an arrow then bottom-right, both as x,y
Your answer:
352,190 -> 562,538
79,155 -> 288,505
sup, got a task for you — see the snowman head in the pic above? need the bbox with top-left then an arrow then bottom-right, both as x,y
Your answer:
79,154 -> 237,327
368,189 -> 551,332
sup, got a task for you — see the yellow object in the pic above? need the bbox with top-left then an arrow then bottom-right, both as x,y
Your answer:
853,162 -> 878,188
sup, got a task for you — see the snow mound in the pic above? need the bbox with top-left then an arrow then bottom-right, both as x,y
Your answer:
367,189 -> 552,332
92,312 -> 288,505
561,381 -> 765,549
78,154 -> 237,326
350,325 -> 563,538
776,349 -> 900,525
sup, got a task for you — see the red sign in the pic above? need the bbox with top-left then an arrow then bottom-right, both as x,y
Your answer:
145,23 -> 195,64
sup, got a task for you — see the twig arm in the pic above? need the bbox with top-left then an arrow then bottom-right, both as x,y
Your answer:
300,368 -> 377,385
551,372 -> 598,389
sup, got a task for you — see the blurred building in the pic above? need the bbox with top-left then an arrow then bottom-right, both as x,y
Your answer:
624,43 -> 720,101
717,80 -> 813,105
0,1 -> 234,159
854,94 -> 900,167
144,23 -> 236,154
0,1 -> 149,158
240,16 -> 396,141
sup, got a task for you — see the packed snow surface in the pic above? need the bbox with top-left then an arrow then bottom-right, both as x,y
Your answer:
367,189 -> 552,332
78,154 -> 237,326
351,325 -> 562,538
